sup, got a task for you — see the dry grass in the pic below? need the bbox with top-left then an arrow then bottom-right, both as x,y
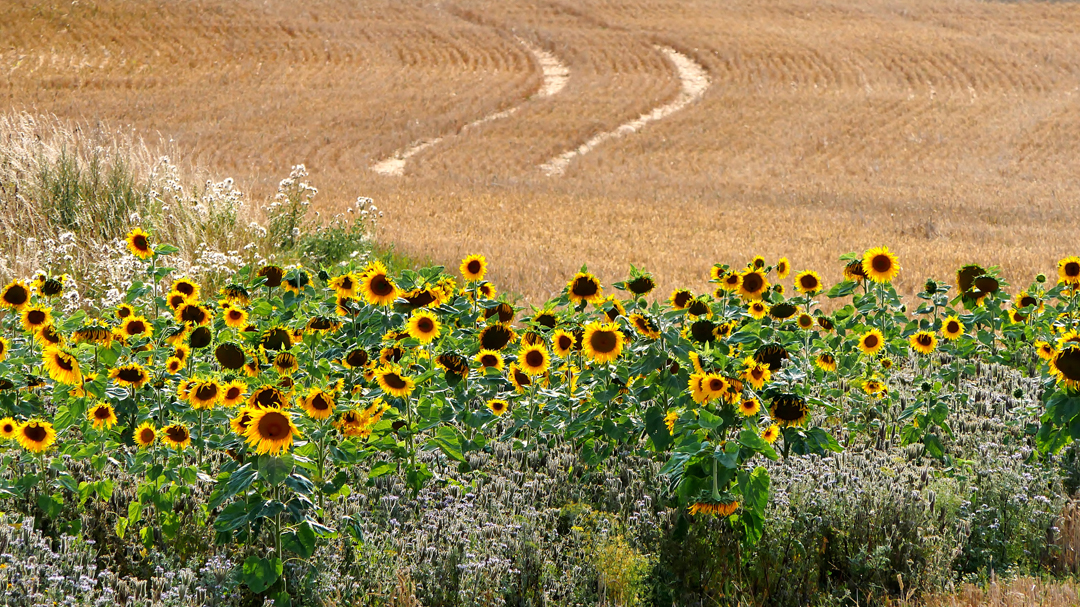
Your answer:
4,0 -> 1080,300
889,576 -> 1080,607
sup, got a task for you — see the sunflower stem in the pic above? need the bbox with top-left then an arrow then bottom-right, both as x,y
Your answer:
197,409 -> 204,468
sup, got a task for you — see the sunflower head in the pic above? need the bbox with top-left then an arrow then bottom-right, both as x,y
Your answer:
1060,257 -> 1080,286
0,280 -> 31,310
815,352 -> 837,372
738,270 -> 769,299
630,313 -> 661,339
161,423 -> 192,450
87,402 -> 118,430
747,301 -> 767,320
301,387 -> 336,420
215,342 -> 246,372
109,362 -> 148,388
407,309 -> 441,344
567,272 -> 603,306
862,247 -> 900,284
487,398 -> 509,416
342,347 -> 370,370
626,274 -> 656,296
582,322 -> 625,364
273,351 -> 299,375
761,424 -> 780,444
479,323 -> 517,352
361,261 -> 398,306
844,259 -> 868,282
738,398 -> 761,417
0,417 -> 18,439
909,331 -> 937,355
858,329 -> 886,356
134,422 -> 157,448
126,227 -> 153,259
1051,346 -> 1080,391
941,316 -> 965,340
689,500 -> 740,517
244,408 -> 301,455
794,270 -> 822,295
518,343 -> 551,376
375,366 -> 415,398
460,254 -> 488,281
770,394 -> 810,427
776,258 -> 790,279
43,347 -> 81,385
16,419 -> 57,453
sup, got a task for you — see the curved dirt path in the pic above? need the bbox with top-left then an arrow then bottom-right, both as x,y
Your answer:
539,46 -> 709,176
371,38 -> 568,176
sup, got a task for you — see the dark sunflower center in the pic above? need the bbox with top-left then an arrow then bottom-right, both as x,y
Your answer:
821,354 -> 834,364
946,321 -> 960,333
133,235 -> 148,250
93,407 -> 111,420
57,355 -> 74,372
23,425 -> 47,442
557,336 -> 572,351
370,274 -> 394,296
492,402 -> 506,413
258,413 -> 288,439
864,335 -> 879,348
590,330 -> 617,354
129,320 -> 147,334
384,373 -> 407,390
708,378 -> 724,391
514,370 -> 531,386
572,278 -> 599,298
346,350 -> 368,367
871,255 -> 892,273
772,396 -> 808,422
181,307 -> 206,324
27,310 -> 45,325
2,423 -> 12,432
743,273 -> 764,293
239,413 -> 252,429
481,354 -> 498,366
1020,296 -> 1037,308
226,387 -> 241,400
725,275 -> 739,286
525,350 -> 545,367
674,292 -> 691,308
312,394 -> 330,410
417,318 -> 434,333
196,385 -> 218,401
1068,262 -> 1080,277
1056,349 -> 1080,381
480,325 -> 513,351
341,277 -> 354,289
917,334 -> 933,347
118,307 -> 132,318
166,426 -> 188,442
118,367 -> 143,382
228,310 -> 243,321
467,260 -> 482,274
140,429 -> 155,443
688,300 -> 709,316
752,368 -> 764,380
177,283 -> 194,296
4,286 -> 28,306
800,276 -> 818,290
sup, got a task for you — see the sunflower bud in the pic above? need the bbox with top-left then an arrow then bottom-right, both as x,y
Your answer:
921,382 -> 933,392
923,279 -> 938,294
1036,274 -> 1047,283
1013,388 -> 1024,399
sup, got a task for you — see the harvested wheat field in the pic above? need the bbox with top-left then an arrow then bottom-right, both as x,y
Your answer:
5,0 -> 1080,300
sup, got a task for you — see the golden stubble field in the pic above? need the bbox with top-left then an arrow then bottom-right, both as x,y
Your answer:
4,0 -> 1080,301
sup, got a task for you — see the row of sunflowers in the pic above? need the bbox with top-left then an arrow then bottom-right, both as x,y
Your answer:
2,228 -> 1079,596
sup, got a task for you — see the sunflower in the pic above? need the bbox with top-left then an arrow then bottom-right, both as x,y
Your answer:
747,301 -> 767,320
770,394 -> 810,427
689,319 -> 716,344
261,327 -> 292,351
669,289 -> 693,310
379,345 -> 405,365
686,299 -> 710,318
487,398 -> 509,416
407,309 -> 441,344
283,270 -> 310,295
797,313 -> 815,330
273,351 -> 299,375
120,315 -> 152,340
815,352 -> 838,372
602,297 -> 628,322
844,259 -> 868,282
115,303 -> 135,320
475,282 -> 497,300
301,387 -> 335,420
1051,346 -> 1080,390
858,329 -> 886,356
342,348 -> 370,370
16,419 -> 56,453
35,324 -> 63,348
306,316 -> 342,333
862,247 -> 900,284
230,408 -> 255,436
43,347 -> 81,385
582,322 -> 624,364
861,379 -> 886,397
1059,257 -> 1080,286
375,366 -> 414,398
0,280 -> 30,310
551,330 -> 576,358
220,284 -> 251,305
109,362 -> 149,388
941,316 -> 965,340
21,306 -> 52,333
257,265 -> 285,288
87,402 -> 118,430
478,323 -> 516,351
719,272 -> 742,293
816,316 -> 835,333
700,374 -> 727,402
241,407 -> 300,455
910,331 -> 937,355
742,358 -> 771,390
211,343 -> 244,371
769,303 -> 797,320
630,313 -> 661,339
329,272 -> 360,298
626,274 -> 656,296
0,417 -> 16,439
161,423 -> 192,450
761,424 -> 780,444
518,344 -> 551,376
776,258 -> 790,279
35,274 -> 65,298
565,271 -> 602,306
175,303 -> 211,326
0,337 -> 9,364
794,270 -> 822,295
738,398 -> 761,417
177,378 -> 196,401
1036,341 -> 1056,361
360,261 -> 398,306
1015,291 -> 1042,315
223,307 -> 248,330
507,363 -> 532,393
738,270 -> 769,300
134,422 -> 157,448
167,278 -> 198,301
189,379 -> 222,410
460,254 -> 488,282
688,501 -> 740,517
165,356 -> 183,374
436,353 -> 469,381
222,380 -> 247,408
126,227 -> 153,259
753,344 -> 789,371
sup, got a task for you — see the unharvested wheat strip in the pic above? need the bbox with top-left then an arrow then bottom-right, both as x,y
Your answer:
539,46 -> 709,177
371,38 -> 569,176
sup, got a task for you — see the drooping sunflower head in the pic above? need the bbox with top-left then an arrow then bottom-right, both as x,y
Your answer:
776,258 -> 790,279
261,327 -> 292,352
487,398 -> 509,416
1051,346 -> 1080,391
567,272 -> 603,305
375,366 -> 415,398
479,323 -> 517,352
436,353 -> 469,382
379,345 -> 405,366
17,419 -> 57,453
273,351 -> 299,375
686,298 -> 711,318
220,284 -> 251,305
942,316 -> 964,340
669,289 -> 693,310
250,385 -> 287,409
134,422 -> 157,448
862,247 -> 900,284
0,280 -> 31,310
342,347 -> 370,370
689,319 -> 716,344
770,394 -> 810,427
507,363 -> 532,393
87,402 -> 118,430
257,265 -> 285,288
1059,257 -> 1080,286
909,331 -> 937,355
189,326 -> 213,349
688,500 -> 740,517
794,270 -> 822,295
175,303 -> 211,326
630,313 -> 661,339
626,274 -> 656,296
460,254 -> 488,282
125,227 -> 153,259
109,362 -> 148,388
815,352 -> 838,372
43,347 -> 81,385
329,272 -> 360,298
283,269 -> 310,295
862,379 -> 887,396
753,344 -> 789,372
857,328 -> 886,356
769,303 -> 798,321
738,270 -> 769,300
844,259 -> 868,282
301,387 -> 336,420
